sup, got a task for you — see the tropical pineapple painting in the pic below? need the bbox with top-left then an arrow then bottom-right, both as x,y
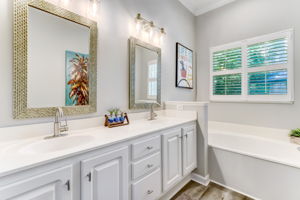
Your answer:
65,51 -> 89,106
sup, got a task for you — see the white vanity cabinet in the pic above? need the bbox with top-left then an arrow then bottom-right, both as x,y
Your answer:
0,165 -> 72,200
162,128 -> 183,191
0,121 -> 197,200
81,147 -> 129,200
162,125 -> 197,191
182,125 -> 197,176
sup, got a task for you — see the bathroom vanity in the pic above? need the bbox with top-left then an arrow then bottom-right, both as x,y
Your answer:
6,0 -> 202,199
0,111 -> 197,200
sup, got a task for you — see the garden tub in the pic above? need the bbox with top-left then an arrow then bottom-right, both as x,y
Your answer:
208,121 -> 300,200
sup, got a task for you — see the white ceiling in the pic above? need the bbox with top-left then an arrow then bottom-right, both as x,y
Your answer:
178,0 -> 236,16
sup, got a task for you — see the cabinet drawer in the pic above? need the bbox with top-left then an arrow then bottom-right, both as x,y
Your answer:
132,169 -> 161,200
132,136 -> 160,160
132,152 -> 161,180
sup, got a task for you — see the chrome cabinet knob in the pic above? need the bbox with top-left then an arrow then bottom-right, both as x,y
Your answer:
87,172 -> 92,182
147,190 -> 154,194
147,164 -> 154,168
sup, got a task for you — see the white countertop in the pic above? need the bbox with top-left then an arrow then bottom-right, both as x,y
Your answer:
0,110 -> 197,178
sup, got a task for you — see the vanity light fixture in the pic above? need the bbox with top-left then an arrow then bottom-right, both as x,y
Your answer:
135,13 -> 166,44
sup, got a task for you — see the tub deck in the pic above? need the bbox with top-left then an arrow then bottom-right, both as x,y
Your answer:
208,121 -> 300,200
208,121 -> 300,169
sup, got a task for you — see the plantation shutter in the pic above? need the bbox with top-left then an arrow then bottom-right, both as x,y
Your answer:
213,74 -> 242,95
248,70 -> 288,95
210,29 -> 293,103
213,48 -> 242,71
247,38 -> 288,68
212,47 -> 242,97
247,37 -> 289,96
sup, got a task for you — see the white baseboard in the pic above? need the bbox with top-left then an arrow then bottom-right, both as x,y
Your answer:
191,173 -> 210,186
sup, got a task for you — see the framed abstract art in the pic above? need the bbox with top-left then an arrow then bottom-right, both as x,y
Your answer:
65,50 -> 90,106
176,43 -> 193,89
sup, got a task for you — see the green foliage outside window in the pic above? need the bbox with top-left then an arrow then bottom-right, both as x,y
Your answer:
213,74 -> 242,95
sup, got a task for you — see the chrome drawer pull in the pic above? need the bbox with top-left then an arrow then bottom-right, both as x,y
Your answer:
65,180 -> 71,191
147,190 -> 154,194
146,146 -> 153,150
147,164 -> 154,168
87,172 -> 92,182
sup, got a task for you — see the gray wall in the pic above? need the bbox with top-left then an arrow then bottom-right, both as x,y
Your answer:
196,0 -> 300,129
0,0 -> 196,127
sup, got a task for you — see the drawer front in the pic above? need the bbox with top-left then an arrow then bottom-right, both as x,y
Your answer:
132,169 -> 162,200
132,136 -> 160,161
132,152 -> 161,180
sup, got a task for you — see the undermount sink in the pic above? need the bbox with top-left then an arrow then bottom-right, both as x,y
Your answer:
20,135 -> 95,154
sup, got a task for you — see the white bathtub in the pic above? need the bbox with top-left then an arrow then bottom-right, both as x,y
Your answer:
208,121 -> 300,200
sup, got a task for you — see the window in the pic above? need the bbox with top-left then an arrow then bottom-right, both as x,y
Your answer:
147,60 -> 157,99
210,29 -> 294,103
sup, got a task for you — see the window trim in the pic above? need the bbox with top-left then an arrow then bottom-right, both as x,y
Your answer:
209,29 -> 294,103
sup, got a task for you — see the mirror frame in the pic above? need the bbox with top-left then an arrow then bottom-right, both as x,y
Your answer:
13,0 -> 98,119
129,37 -> 161,110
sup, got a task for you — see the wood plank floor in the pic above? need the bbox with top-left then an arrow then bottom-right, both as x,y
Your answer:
171,181 -> 254,200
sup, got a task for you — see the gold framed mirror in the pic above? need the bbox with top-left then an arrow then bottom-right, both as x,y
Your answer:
129,37 -> 162,110
13,0 -> 97,119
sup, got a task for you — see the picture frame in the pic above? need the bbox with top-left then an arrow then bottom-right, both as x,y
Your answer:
176,43 -> 193,89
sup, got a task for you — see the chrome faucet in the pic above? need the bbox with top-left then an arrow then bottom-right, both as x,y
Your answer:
45,107 -> 69,139
149,102 -> 161,120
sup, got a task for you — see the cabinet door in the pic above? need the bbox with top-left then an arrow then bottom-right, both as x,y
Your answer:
162,128 -> 183,191
0,166 -> 72,200
81,147 -> 128,200
182,125 -> 197,176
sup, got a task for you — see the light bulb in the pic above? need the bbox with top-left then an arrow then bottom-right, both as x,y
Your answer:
160,34 -> 164,44
148,22 -> 154,41
92,0 -> 97,17
149,28 -> 154,40
62,0 -> 69,6
88,0 -> 99,18
136,20 -> 142,33
153,32 -> 159,46
159,28 -> 166,44
135,13 -> 142,33
142,30 -> 149,42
